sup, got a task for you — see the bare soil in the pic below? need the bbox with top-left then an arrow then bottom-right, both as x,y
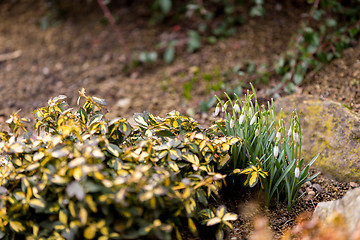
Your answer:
0,1 -> 359,239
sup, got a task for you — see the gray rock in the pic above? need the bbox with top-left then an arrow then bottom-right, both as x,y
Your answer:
313,188 -> 360,234
275,94 -> 360,182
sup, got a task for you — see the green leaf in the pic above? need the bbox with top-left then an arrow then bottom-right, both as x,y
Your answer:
164,45 -> 175,64
215,228 -> 224,240
159,0 -> 171,13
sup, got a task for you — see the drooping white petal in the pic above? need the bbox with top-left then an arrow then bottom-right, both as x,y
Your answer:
295,167 -> 300,178
288,127 -> 292,138
250,116 -> 257,125
234,104 -> 240,113
222,102 -> 228,112
239,114 -> 245,125
249,107 -> 253,117
276,131 -> 281,142
255,129 -> 259,137
214,105 -> 220,116
273,145 -> 279,158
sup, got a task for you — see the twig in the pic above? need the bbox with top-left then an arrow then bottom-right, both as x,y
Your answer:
0,50 -> 22,62
96,0 -> 129,62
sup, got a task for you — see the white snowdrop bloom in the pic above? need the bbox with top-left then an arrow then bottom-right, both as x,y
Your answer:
250,115 -> 257,125
293,132 -> 299,144
234,103 -> 240,113
295,167 -> 300,178
255,129 -> 259,137
214,105 -> 220,116
230,118 -> 235,128
239,114 -> 245,125
288,127 -> 292,138
276,131 -> 281,142
249,107 -> 253,117
222,102 -> 228,112
273,145 -> 279,158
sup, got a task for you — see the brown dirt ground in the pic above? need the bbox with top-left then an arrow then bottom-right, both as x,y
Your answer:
0,1 -> 359,239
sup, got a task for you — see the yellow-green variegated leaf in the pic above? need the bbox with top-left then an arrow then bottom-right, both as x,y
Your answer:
168,149 -> 181,160
79,207 -> 88,225
106,143 -> 121,157
215,205 -> 226,218
9,221 -> 26,232
217,154 -> 230,170
220,143 -> 230,152
158,150 -> 168,159
25,162 -> 40,172
91,96 -> 107,106
168,161 -> 179,173
59,210 -> 68,225
84,224 -> 97,239
258,170 -> 268,178
206,217 -> 221,226
188,218 -> 198,236
134,114 -> 148,127
239,166 -> 256,175
248,172 -> 259,188
204,152 -> 213,163
29,198 -> 46,210
182,152 -> 199,166
223,213 -> 238,221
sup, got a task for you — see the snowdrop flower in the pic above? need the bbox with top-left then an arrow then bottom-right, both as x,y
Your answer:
248,107 -> 253,117
250,115 -> 257,125
295,167 -> 300,178
255,128 -> 259,137
288,127 -> 292,138
222,101 -> 228,112
239,114 -> 245,125
293,132 -> 299,144
273,145 -> 279,158
214,104 -> 220,116
276,131 -> 281,142
234,103 -> 240,113
230,118 -> 235,128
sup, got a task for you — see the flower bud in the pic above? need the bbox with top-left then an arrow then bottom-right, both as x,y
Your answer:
255,129 -> 259,137
273,145 -> 279,158
295,167 -> 300,178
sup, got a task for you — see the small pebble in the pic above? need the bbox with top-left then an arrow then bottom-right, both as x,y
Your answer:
313,183 -> 323,193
